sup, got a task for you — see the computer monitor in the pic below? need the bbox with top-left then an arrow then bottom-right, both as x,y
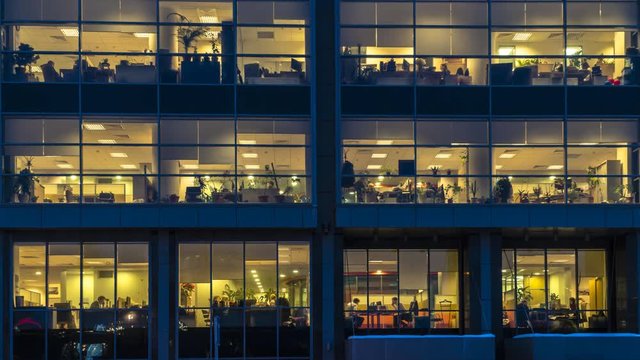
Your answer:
291,58 -> 303,72
244,63 -> 261,78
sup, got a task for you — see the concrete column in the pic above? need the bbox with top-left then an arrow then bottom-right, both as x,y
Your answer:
159,6 -> 179,71
1,232 -> 9,359
468,148 -> 491,201
160,160 -> 180,199
616,232 -> 640,332
465,233 -> 502,353
153,231 -> 175,360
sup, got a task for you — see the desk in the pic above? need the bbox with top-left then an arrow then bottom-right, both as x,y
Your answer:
246,76 -> 303,85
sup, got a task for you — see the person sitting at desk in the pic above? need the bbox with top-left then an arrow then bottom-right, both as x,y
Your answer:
391,297 -> 412,327
387,58 -> 397,72
41,60 -> 62,82
346,298 -> 364,328
90,296 -> 107,309
390,297 -> 406,311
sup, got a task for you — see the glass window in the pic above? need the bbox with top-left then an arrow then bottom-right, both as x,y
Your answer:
178,240 -> 310,358
13,241 -> 149,360
503,248 -> 608,333
344,248 -> 460,332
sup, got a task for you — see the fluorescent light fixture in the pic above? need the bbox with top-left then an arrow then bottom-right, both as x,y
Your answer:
247,175 -> 255,180
182,164 -> 199,170
549,175 -> 556,180
239,140 -> 257,145
120,164 -> 137,169
133,32 -> 154,38
251,270 -> 257,274
566,46 -> 583,56
109,152 -> 128,158
115,175 -> 122,180
57,163 -> 73,169
245,164 -> 260,170
495,165 -> 503,170
547,165 -> 564,170
498,46 -> 515,56
242,153 -> 258,159
292,269 -> 299,274
280,274 -> 286,278
98,139 -> 117,144
435,152 -> 452,159
367,164 -> 382,170
377,175 -> 384,181
512,32 -> 532,41
375,270 -> 383,275
60,28 -> 79,37
252,274 -> 258,278
35,271 -> 42,276
69,175 -> 78,180
499,151 -> 517,159
371,153 -> 388,159
200,15 -> 220,23
376,140 -> 393,145
83,123 -> 105,131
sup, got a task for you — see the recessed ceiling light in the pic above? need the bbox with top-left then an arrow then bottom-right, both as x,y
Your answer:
83,123 -> 105,131
35,271 -> 42,275
133,32 -> 154,38
547,165 -> 564,170
435,152 -> 452,159
280,274 -> 286,278
98,139 -> 117,144
512,32 -> 532,41
239,140 -> 257,145
242,153 -> 258,158
371,153 -> 388,159
109,153 -> 128,158
495,165 -> 503,170
56,163 -> 73,169
499,151 -> 517,159
376,140 -> 393,145
251,270 -> 257,274
60,28 -> 79,37
200,15 -> 220,23
367,165 -> 382,170
245,164 -> 260,170
182,164 -> 199,170
120,164 -> 137,169
292,269 -> 299,274
252,274 -> 258,278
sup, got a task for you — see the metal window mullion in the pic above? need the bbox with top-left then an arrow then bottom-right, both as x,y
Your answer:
413,0 -> 418,204
396,248 -> 400,333
44,243 -> 49,360
113,241 -> 117,360
427,248 -> 431,334
544,249 -> 549,332
276,241 -> 280,357
209,241 -> 213,360
365,248 -> 369,334
563,0 -> 569,204
79,241 -> 84,360
233,0 -> 239,206
155,0 -> 161,204
575,248 -> 580,330
488,0 -> 494,202
242,240 -> 246,358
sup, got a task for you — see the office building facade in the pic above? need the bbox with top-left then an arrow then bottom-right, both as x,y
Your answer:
0,0 -> 639,359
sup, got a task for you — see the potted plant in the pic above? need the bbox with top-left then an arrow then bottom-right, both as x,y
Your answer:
517,286 -> 533,304
167,13 -> 210,59
532,186 -> 542,203
493,177 -> 513,204
223,284 -> 243,307
13,43 -> 40,82
13,157 -> 37,203
549,293 -> 560,310
469,180 -> 479,203
445,183 -> 463,204
180,283 -> 196,307
586,166 -> 600,203
517,189 -> 529,204
615,183 -> 634,203
430,166 -> 439,176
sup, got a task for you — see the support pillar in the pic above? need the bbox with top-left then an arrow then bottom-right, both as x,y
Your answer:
465,233 -> 502,355
153,231 -> 175,360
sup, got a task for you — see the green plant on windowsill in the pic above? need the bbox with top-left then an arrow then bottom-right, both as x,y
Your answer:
469,180 -> 478,203
13,156 -> 38,203
615,183 -> 635,203
223,284 -> 243,306
515,58 -> 540,68
493,177 -> 513,204
445,183 -> 463,204
12,43 -> 40,81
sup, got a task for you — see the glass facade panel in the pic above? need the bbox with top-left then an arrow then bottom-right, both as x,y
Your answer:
177,240 -> 310,358
343,248 -> 460,333
12,241 -> 150,359
502,248 -> 608,333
